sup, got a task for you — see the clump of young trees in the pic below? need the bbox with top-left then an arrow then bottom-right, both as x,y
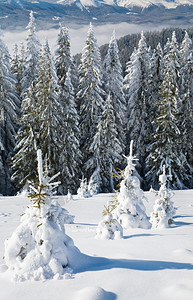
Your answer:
0,11 -> 193,195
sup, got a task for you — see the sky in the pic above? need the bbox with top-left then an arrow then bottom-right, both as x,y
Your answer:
1,22 -> 169,55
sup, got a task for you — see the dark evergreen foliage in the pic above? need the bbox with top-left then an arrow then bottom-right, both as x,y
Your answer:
2,19 -> 193,194
99,26 -> 193,75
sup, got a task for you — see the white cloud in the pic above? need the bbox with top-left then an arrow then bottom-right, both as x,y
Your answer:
1,22 -> 171,55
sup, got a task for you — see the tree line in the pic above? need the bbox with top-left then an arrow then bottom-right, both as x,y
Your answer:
0,11 -> 192,195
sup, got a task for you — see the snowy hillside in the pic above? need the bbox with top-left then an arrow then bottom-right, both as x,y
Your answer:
0,190 -> 193,299
115,0 -> 193,9
42,0 -> 193,8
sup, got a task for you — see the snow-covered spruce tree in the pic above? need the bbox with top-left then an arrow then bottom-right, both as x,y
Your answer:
77,177 -> 91,198
12,85 -> 40,189
4,150 -> 78,281
67,189 -> 74,202
103,31 -> 126,153
145,33 -> 192,189
11,43 -> 25,100
55,25 -> 79,96
179,31 -> 193,175
86,93 -> 122,193
148,43 -> 164,120
124,32 -> 152,180
77,23 -> 105,179
143,43 -> 164,185
113,141 -> 150,229
30,41 -> 65,180
58,69 -> 82,194
21,10 -> 41,95
0,38 -> 20,195
96,201 -> 123,240
150,165 -> 176,229
12,42 -> 64,190
12,12 -> 41,189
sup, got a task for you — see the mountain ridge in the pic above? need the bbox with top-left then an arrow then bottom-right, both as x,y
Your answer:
1,0 -> 193,31
1,0 -> 193,8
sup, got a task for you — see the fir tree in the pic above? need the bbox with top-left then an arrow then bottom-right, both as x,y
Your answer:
21,10 -> 41,95
33,42 -> 63,173
103,31 -> 126,153
11,43 -> 25,100
145,33 -> 192,189
12,42 -> 64,189
77,23 -> 105,179
144,43 -> 164,184
12,85 -> 40,189
124,32 -> 151,180
149,43 -> 164,120
55,25 -> 79,95
5,149 -> 79,281
13,12 -> 41,188
179,31 -> 193,174
86,94 -> 122,193
77,177 -> 91,198
0,38 -> 20,194
112,141 -> 150,229
59,69 -> 82,194
150,165 -> 176,229
96,201 -> 123,240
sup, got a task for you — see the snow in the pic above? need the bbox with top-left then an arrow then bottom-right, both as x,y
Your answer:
0,190 -> 193,299
74,286 -> 115,300
117,0 -> 193,9
11,0 -> 193,9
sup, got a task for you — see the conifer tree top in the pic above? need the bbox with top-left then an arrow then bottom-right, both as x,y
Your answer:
123,140 -> 138,176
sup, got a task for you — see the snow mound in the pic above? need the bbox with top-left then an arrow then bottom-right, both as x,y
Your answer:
163,280 -> 193,299
172,248 -> 193,257
74,286 -> 116,300
0,264 -> 8,273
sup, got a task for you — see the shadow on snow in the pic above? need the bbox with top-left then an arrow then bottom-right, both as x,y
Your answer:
172,215 -> 193,227
69,250 -> 193,274
123,233 -> 162,239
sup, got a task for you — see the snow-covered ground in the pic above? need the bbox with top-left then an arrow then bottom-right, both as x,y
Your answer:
0,190 -> 193,299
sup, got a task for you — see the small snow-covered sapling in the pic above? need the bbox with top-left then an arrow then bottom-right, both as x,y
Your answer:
77,177 -> 91,198
95,201 -> 123,240
112,140 -> 150,229
3,149 -> 78,281
150,165 -> 176,229
67,189 -> 74,202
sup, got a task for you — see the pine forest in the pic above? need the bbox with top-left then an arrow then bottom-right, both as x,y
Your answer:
0,11 -> 193,196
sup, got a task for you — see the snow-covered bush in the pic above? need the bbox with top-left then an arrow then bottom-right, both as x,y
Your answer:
96,202 -> 123,240
88,172 -> 100,196
4,150 -> 78,281
113,141 -> 150,229
77,177 -> 91,198
150,165 -> 176,229
66,189 -> 74,202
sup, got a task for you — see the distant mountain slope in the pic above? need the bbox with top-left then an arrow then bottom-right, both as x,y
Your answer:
116,0 -> 193,9
1,0 -> 193,30
1,0 -> 193,8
